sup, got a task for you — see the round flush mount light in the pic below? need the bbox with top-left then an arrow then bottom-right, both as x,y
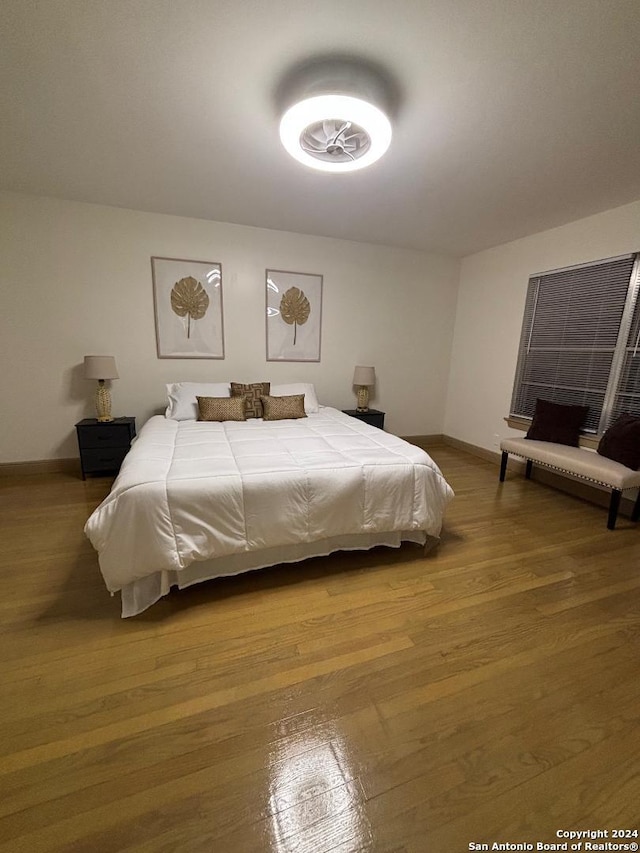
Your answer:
280,94 -> 392,173
277,58 -> 395,173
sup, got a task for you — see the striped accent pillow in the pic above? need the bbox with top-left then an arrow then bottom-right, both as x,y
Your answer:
197,396 -> 247,422
260,394 -> 307,421
230,382 -> 270,418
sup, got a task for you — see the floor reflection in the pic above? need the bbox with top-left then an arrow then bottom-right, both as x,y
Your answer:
268,725 -> 373,852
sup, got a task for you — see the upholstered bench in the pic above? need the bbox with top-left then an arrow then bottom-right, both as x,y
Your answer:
499,437 -> 640,530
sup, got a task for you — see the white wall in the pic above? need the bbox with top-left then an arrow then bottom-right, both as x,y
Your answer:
0,191 -> 460,463
444,199 -> 640,451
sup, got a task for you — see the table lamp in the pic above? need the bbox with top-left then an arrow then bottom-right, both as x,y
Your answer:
353,365 -> 375,412
84,355 -> 119,422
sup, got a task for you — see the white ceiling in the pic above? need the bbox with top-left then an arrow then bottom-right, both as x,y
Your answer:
2,0 -> 640,257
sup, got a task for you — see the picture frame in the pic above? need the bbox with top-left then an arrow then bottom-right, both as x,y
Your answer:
266,269 -> 323,362
151,256 -> 224,359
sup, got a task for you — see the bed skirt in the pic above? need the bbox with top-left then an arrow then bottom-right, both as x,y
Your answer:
119,529 -> 432,617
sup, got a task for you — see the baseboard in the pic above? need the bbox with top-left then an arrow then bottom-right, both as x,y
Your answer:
442,434 -> 637,515
441,434 -> 505,465
0,458 -> 80,478
401,434 -> 444,450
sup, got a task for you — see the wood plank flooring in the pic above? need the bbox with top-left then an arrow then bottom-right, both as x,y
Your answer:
1,445 -> 639,852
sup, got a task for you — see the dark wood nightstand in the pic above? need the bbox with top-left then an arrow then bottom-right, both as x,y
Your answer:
342,408 -> 385,429
75,417 -> 136,479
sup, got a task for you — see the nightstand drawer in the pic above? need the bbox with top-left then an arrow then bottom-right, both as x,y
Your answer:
76,423 -> 131,449
80,447 -> 130,474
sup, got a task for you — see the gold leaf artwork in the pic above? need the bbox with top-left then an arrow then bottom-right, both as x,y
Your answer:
280,286 -> 311,345
170,276 -> 210,339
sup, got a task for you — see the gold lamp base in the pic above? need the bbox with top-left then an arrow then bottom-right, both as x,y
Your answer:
356,386 -> 369,412
95,380 -> 114,422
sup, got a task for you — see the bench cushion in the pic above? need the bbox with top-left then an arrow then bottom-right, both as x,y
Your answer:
501,437 -> 640,491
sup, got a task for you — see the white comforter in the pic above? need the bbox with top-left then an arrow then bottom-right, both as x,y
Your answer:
85,408 -> 454,594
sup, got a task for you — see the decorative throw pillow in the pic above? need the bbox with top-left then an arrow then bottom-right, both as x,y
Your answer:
525,398 -> 589,446
197,396 -> 247,422
230,382 -> 270,418
260,394 -> 307,421
270,383 -> 319,413
597,413 -> 640,469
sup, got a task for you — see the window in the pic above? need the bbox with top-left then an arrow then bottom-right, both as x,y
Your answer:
510,253 -> 640,434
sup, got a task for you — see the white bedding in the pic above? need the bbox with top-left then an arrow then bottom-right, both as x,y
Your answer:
85,407 -> 454,615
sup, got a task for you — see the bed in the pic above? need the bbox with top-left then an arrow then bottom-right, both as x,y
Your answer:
84,384 -> 454,616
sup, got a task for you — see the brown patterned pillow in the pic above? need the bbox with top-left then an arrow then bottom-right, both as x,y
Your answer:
260,394 -> 307,421
197,396 -> 247,422
230,382 -> 270,418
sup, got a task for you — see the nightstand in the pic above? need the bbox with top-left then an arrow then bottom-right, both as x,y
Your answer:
75,417 -> 136,479
342,408 -> 385,429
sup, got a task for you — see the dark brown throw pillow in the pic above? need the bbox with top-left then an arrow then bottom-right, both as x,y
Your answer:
597,413 -> 640,470
525,398 -> 589,446
230,382 -> 270,418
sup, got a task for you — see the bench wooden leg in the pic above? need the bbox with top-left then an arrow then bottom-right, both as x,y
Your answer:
525,459 -> 533,480
607,489 -> 622,530
632,491 -> 640,523
499,451 -> 508,482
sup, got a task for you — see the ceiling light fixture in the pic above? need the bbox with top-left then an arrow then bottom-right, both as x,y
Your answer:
278,58 -> 394,173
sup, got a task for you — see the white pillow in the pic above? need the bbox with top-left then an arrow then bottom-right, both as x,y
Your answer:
165,382 -> 230,421
270,383 -> 320,414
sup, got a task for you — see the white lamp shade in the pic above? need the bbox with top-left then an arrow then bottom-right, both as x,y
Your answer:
84,355 -> 119,380
353,365 -> 375,386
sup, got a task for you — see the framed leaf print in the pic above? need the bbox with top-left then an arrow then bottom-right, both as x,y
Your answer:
151,257 -> 224,359
266,269 -> 323,362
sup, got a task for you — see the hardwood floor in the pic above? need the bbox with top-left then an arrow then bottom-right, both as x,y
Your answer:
0,445 -> 639,852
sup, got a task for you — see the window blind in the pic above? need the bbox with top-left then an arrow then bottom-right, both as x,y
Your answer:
611,286 -> 640,421
510,254 -> 639,434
